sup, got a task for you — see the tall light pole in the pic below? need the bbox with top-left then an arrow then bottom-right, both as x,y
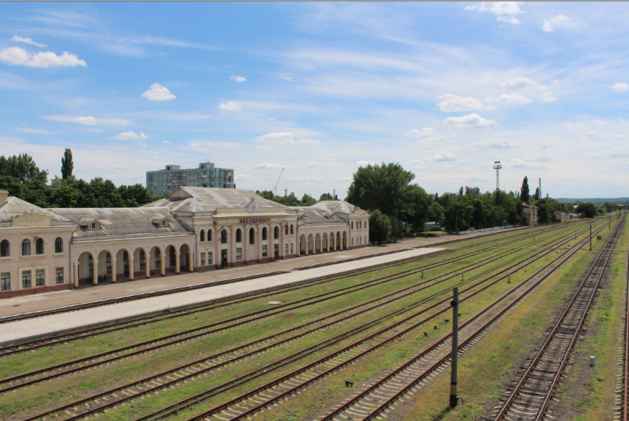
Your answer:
493,161 -> 502,192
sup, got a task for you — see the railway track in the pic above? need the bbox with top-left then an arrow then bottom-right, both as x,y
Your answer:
181,219 -> 605,421
615,222 -> 629,421
491,214 -> 625,421
6,222 -> 586,414
0,220 -> 607,420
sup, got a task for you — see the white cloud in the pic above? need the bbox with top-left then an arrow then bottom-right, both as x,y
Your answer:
471,140 -> 514,149
11,36 -> 46,48
356,160 -> 378,167
43,115 -> 132,126
486,76 -> 556,103
485,93 -> 531,106
281,75 -> 294,82
112,131 -> 146,140
542,15 -> 574,32
253,132 -> 295,144
14,127 -> 50,134
255,162 -> 284,169
0,47 -> 86,68
466,2 -> 523,24
218,101 -> 241,112
141,83 -> 176,101
612,82 -> 629,93
188,140 -> 242,149
438,94 -> 484,112
404,127 -> 454,145
230,75 -> 246,83
430,152 -> 458,162
444,113 -> 499,128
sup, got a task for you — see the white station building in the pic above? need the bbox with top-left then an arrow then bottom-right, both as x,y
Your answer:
0,188 -> 369,298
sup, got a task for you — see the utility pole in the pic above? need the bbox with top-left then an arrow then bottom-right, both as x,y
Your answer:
450,287 -> 459,408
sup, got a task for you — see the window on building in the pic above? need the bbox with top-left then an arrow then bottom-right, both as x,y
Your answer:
55,267 -> 64,284
156,251 -> 161,267
55,237 -> 63,253
22,239 -> 31,256
1,272 -> 10,291
290,225 -> 294,234
284,225 -> 288,235
221,229 -> 228,244
139,250 -> 146,270
106,254 -> 112,275
290,243 -> 294,254
35,238 -> 44,255
236,248 -> 242,261
208,252 -> 213,264
22,270 -> 32,288
36,269 -> 45,286
351,221 -> 354,229
262,245 -> 268,257
88,255 -> 93,278
200,252 -> 205,266
208,230 -> 212,241
1,240 -> 9,257
200,230 -> 205,242
262,227 -> 268,241
236,229 -> 242,243
249,228 -> 255,245
285,244 -> 289,255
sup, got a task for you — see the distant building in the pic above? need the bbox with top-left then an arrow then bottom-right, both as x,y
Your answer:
146,161 -> 235,196
523,204 -> 538,226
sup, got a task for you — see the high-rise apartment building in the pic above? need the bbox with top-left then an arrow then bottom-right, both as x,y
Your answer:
146,161 -> 235,196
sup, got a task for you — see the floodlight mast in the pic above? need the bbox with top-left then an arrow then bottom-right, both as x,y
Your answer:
493,161 -> 502,192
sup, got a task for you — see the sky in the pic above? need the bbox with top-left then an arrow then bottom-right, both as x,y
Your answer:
1,2 -> 628,201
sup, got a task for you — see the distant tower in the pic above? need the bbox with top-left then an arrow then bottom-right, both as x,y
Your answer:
493,161 -> 502,191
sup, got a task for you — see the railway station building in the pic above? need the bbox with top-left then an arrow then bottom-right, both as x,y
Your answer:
0,188 -> 369,298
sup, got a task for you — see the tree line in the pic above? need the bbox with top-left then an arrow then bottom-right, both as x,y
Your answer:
0,150 -> 157,208
347,163 -> 604,244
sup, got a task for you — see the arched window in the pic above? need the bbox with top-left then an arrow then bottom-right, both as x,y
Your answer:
249,228 -> 255,244
221,229 -> 228,244
22,239 -> 31,256
0,240 -> 9,257
285,225 -> 289,235
35,238 -> 44,255
351,221 -> 354,229
274,226 -> 280,239
208,230 -> 212,241
236,229 -> 242,243
55,237 -> 63,254
290,225 -> 294,234
262,227 -> 268,241
200,230 -> 205,242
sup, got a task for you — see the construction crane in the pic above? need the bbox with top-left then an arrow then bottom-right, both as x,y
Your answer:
273,168 -> 285,195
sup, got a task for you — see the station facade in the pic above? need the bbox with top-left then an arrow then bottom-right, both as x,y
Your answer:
0,188 -> 369,298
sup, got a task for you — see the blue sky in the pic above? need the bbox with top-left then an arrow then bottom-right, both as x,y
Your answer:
1,2 -> 628,200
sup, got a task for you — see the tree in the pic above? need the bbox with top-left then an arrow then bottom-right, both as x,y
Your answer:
0,154 -> 49,206
533,187 -> 540,201
520,176 -> 530,203
319,192 -> 335,201
576,202 -> 598,218
61,148 -> 74,180
347,162 -> 415,218
388,215 -> 402,241
369,209 -> 391,244
300,193 -> 317,206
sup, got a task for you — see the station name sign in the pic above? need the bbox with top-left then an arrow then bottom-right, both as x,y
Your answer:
240,218 -> 271,224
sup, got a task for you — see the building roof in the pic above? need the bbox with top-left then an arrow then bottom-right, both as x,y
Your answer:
0,196 -> 72,225
291,206 -> 348,227
50,207 -> 190,239
145,187 -> 287,213
311,200 -> 362,214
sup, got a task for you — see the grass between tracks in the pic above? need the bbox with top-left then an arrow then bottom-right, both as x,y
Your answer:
552,216 -> 628,420
397,219 -> 624,420
0,221 -> 596,420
